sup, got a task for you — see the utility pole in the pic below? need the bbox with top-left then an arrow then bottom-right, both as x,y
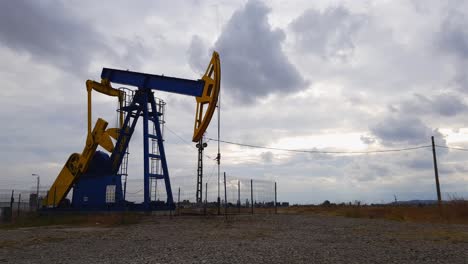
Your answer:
217,154 -> 221,215
196,138 -> 207,204
431,136 -> 442,206
217,93 -> 221,215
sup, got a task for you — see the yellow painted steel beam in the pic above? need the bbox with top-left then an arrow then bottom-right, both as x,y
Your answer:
192,51 -> 221,142
42,118 -> 113,207
86,79 -> 125,135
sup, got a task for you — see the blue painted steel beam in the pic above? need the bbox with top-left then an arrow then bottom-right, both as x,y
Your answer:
149,93 -> 174,205
101,68 -> 204,97
142,91 -> 150,209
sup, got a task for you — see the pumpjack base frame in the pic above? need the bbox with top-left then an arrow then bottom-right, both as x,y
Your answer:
41,203 -> 176,212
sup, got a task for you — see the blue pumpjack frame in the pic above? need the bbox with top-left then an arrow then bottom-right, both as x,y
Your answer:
101,68 -> 204,97
103,68 -> 204,211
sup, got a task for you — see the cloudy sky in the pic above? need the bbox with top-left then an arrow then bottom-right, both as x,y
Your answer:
1,0 -> 468,204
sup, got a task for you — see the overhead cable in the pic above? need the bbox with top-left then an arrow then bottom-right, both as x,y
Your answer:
165,125 -> 215,160
435,145 -> 468,151
206,138 -> 432,154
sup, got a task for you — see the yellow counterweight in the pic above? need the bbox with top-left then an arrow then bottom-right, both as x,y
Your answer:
42,118 -> 113,207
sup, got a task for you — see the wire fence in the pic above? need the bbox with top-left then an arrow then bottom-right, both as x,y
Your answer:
0,189 -> 49,222
173,176 -> 279,215
0,175 -> 279,222
123,175 -> 279,215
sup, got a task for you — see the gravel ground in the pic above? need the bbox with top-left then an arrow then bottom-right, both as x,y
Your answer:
1,214 -> 468,263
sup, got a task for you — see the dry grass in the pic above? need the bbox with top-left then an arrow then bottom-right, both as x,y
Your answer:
177,207 -> 276,215
1,212 -> 143,229
3,201 -> 467,229
281,200 -> 468,225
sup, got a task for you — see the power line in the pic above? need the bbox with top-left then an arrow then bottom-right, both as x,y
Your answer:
164,129 -> 468,154
165,125 -> 196,149
205,162 -> 217,185
206,138 -> 432,154
435,145 -> 468,151
165,125 -> 215,160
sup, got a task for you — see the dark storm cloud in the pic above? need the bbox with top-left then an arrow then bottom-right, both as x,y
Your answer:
439,8 -> 468,59
212,0 -> 306,103
399,93 -> 467,117
438,5 -> 468,90
0,0 -> 148,76
0,0 -> 112,74
370,114 -> 445,146
431,94 -> 467,116
290,6 -> 367,61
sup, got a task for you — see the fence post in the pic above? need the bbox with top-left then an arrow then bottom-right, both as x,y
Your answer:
17,193 -> 21,218
217,175 -> 221,215
250,179 -> 253,215
45,191 -> 49,210
275,182 -> 277,214
10,190 -> 14,209
224,172 -> 227,218
53,186 -> 57,208
177,187 -> 181,216
238,180 -> 241,214
204,182 -> 207,216
431,136 -> 442,207
8,190 -> 14,223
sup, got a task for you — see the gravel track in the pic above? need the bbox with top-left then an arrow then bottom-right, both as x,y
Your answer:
1,214 -> 467,263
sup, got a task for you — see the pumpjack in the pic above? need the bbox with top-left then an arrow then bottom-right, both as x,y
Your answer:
43,52 -> 220,210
